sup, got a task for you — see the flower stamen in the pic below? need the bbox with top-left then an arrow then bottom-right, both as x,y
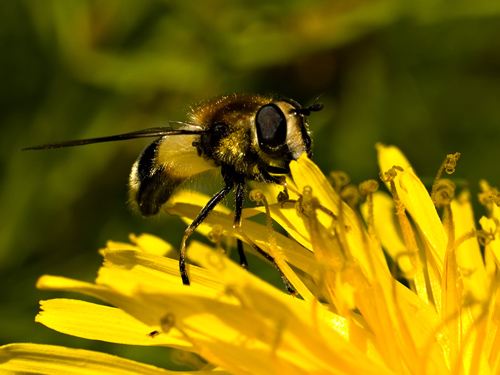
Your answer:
431,152 -> 461,204
249,189 -> 306,297
329,171 -> 350,193
433,179 -> 456,209
479,180 -> 500,217
207,225 -> 224,252
380,166 -> 428,303
359,180 -> 379,242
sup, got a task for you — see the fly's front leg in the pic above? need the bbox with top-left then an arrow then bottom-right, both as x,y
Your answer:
233,182 -> 245,229
259,166 -> 289,202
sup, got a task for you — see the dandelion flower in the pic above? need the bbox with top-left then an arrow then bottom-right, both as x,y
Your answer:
2,145 -> 499,375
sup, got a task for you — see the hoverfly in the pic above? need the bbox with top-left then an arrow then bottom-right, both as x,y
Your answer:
24,93 -> 323,291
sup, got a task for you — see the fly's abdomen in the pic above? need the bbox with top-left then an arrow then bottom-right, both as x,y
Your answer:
129,134 -> 217,216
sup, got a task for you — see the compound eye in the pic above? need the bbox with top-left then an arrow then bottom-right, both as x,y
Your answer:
255,104 -> 287,155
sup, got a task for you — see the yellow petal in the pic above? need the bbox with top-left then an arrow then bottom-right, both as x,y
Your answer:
129,233 -> 175,256
247,175 -> 300,204
290,154 -> 390,283
182,242 -> 393,374
255,203 -> 313,252
450,191 -> 488,303
100,246 -> 223,291
189,232 -> 449,374
0,343 -> 202,375
362,192 -> 431,305
376,144 -> 412,172
79,240 -> 392,375
166,199 -> 320,281
362,192 -> 412,274
36,275 -> 112,301
480,217 -> 500,267
36,299 -> 192,349
378,145 -> 447,268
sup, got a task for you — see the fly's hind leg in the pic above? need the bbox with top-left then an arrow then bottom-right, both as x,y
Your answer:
237,234 -> 296,295
179,181 -> 234,285
233,179 -> 296,295
252,242 -> 295,295
236,239 -> 248,269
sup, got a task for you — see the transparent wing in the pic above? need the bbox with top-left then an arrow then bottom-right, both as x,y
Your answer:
22,127 -> 207,151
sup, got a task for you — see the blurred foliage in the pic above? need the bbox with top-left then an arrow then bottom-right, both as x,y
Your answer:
1,0 -> 500,370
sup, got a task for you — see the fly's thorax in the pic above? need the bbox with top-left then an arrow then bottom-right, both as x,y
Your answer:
189,94 -> 269,174
197,119 -> 259,176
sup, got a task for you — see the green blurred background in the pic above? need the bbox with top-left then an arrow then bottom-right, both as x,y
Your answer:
2,0 -> 500,370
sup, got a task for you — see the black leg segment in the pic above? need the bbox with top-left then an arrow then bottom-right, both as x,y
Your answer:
248,241 -> 296,295
233,182 -> 245,228
237,239 -> 248,269
179,180 -> 234,285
